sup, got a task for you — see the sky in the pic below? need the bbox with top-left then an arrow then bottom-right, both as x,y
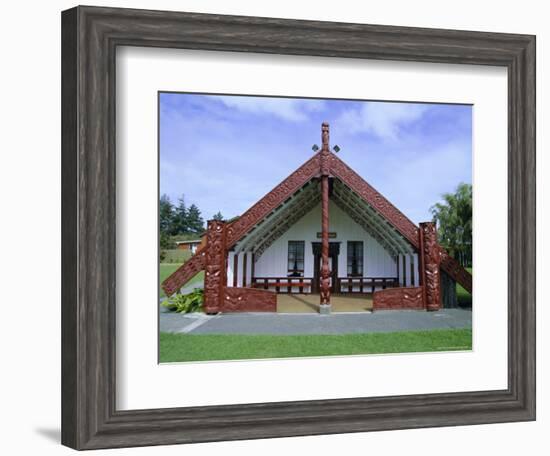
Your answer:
159,93 -> 472,225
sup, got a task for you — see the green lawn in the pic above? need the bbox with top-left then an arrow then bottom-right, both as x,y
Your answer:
457,267 -> 472,307
159,328 -> 472,363
161,249 -> 192,264
159,263 -> 204,298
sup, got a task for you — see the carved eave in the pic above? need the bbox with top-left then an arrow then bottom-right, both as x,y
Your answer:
329,153 -> 420,248
332,179 -> 414,256
226,153 -> 321,248
235,180 -> 321,257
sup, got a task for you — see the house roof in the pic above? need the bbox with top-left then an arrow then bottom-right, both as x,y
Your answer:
162,123 -> 472,296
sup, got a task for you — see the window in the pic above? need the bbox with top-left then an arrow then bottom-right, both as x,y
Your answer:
287,241 -> 305,276
347,241 -> 364,276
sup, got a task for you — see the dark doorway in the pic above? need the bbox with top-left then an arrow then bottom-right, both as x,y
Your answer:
311,242 -> 340,294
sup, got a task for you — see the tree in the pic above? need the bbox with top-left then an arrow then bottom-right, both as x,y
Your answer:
159,231 -> 173,250
186,204 -> 205,234
172,195 -> 189,235
159,194 -> 175,236
212,211 -> 224,221
430,183 -> 472,267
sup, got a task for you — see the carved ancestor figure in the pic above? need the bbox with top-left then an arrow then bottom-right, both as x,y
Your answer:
319,123 -> 331,307
203,220 -> 227,314
420,222 -> 441,311
320,176 -> 331,306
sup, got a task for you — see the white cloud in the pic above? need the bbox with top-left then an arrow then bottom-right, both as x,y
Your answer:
336,102 -> 428,140
214,96 -> 325,122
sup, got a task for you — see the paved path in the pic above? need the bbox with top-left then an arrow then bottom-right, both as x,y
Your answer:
160,308 -> 472,335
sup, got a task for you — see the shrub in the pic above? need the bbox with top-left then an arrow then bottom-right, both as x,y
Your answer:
162,288 -> 204,313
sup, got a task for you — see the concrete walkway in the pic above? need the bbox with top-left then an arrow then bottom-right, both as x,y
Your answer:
160,308 -> 472,335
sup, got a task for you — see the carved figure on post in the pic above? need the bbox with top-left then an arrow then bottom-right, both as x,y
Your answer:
203,220 -> 228,314
319,122 -> 331,310
420,222 -> 441,311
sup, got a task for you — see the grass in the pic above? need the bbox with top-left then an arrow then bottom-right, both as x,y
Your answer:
159,328 -> 472,362
161,249 -> 192,264
159,263 -> 204,298
457,267 -> 472,307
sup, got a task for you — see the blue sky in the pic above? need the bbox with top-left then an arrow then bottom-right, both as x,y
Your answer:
159,93 -> 471,225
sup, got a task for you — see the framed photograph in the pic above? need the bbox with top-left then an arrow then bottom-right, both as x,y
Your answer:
61,5 -> 535,450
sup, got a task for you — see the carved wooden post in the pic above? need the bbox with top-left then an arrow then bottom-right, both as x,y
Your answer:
319,122 -> 331,313
204,220 -> 227,314
419,222 -> 441,311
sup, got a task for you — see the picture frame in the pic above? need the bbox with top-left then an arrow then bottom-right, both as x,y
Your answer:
61,5 -> 535,450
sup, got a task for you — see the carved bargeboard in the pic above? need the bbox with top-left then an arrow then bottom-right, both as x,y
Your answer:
161,248 -> 206,297
373,286 -> 424,310
440,246 -> 472,293
226,154 -> 320,248
329,153 -> 419,246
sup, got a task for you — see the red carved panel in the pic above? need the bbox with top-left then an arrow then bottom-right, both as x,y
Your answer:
203,220 -> 227,314
440,247 -> 472,293
226,154 -> 320,247
420,222 -> 441,311
222,287 -> 277,312
373,286 -> 424,310
161,248 -> 205,297
329,153 -> 420,247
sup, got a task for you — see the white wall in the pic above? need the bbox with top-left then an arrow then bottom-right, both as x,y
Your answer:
0,1 -> 546,456
253,201 -> 399,279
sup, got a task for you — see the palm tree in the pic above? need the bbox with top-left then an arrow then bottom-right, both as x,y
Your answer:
430,183 -> 472,267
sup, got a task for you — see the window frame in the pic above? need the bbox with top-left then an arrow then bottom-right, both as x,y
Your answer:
347,240 -> 364,277
287,240 -> 305,277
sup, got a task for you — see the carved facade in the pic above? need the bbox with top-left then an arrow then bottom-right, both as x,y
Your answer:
161,123 -> 472,314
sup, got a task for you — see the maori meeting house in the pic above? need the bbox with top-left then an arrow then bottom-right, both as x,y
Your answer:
162,123 -> 472,314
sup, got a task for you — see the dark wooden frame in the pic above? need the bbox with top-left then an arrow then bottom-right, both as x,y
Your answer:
61,5 -> 536,450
